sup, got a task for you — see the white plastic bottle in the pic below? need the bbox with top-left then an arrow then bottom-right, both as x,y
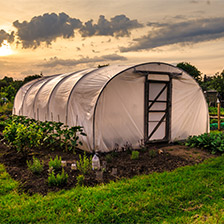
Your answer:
92,154 -> 100,170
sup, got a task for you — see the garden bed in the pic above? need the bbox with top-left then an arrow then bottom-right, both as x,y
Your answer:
0,141 -> 215,196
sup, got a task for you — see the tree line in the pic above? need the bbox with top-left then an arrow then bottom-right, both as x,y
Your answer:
177,62 -> 224,99
0,74 -> 42,104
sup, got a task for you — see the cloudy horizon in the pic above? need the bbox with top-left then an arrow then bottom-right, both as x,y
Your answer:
0,0 -> 224,79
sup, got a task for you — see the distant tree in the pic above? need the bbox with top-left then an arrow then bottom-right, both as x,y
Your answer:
12,80 -> 23,92
0,73 -> 42,104
177,62 -> 202,83
23,74 -> 42,84
0,79 -> 8,89
207,70 -> 224,99
3,76 -> 13,83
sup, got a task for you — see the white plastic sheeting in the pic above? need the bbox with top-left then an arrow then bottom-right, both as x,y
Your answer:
13,62 -> 209,152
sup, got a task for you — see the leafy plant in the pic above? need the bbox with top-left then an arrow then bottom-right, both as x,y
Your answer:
27,156 -> 44,174
49,155 -> 61,170
2,121 -> 18,147
209,106 -> 224,116
131,151 -> 139,160
185,132 -> 224,154
48,169 -> 68,187
2,115 -> 87,152
77,153 -> 92,175
76,174 -> 85,186
15,123 -> 43,153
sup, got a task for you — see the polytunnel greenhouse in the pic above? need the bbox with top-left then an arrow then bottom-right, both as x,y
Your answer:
13,62 -> 210,152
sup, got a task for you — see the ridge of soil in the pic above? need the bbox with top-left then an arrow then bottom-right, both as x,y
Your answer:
0,142 -> 215,196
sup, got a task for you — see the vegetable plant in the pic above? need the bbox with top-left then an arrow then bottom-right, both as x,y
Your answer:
2,115 -> 87,152
77,153 -> 92,175
185,132 -> 224,154
76,174 -> 85,186
49,155 -> 62,170
131,151 -> 139,160
48,169 -> 68,187
27,156 -> 44,174
3,121 -> 43,154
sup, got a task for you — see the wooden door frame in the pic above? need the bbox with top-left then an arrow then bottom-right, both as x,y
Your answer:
144,76 -> 172,143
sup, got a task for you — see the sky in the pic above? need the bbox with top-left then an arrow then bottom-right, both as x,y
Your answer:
0,0 -> 224,79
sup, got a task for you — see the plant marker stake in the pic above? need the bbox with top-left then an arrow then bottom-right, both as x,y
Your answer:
217,98 -> 221,131
96,170 -> 103,181
71,163 -> 77,170
111,168 -> 117,176
61,160 -> 67,167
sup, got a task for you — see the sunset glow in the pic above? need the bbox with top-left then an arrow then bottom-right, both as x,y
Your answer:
0,40 -> 13,56
0,0 -> 224,79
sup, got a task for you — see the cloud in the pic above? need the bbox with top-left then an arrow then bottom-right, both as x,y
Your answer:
190,0 -> 211,4
80,14 -> 143,37
38,54 -> 127,68
120,17 -> 224,52
12,13 -> 143,48
13,12 -> 82,49
147,22 -> 168,28
0,30 -> 14,47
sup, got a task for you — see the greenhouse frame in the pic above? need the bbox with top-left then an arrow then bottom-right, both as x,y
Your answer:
13,62 -> 209,152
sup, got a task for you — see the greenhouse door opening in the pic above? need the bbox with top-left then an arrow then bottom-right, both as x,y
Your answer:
144,76 -> 171,143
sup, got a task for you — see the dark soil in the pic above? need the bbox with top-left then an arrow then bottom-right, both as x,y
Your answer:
0,141 -> 215,196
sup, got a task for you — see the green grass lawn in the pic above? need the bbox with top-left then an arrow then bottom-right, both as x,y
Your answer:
0,156 -> 224,223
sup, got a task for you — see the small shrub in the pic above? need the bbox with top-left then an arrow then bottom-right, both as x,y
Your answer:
27,156 -> 44,174
149,149 -> 157,158
76,174 -> 85,186
77,153 -> 92,175
49,155 -> 61,170
131,150 -> 139,160
48,169 -> 68,187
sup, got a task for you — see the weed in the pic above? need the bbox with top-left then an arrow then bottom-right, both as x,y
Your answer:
49,155 -> 61,170
77,153 -> 92,175
48,169 -> 68,187
131,150 -> 139,160
76,174 -> 85,186
27,156 -> 44,174
148,149 -> 157,158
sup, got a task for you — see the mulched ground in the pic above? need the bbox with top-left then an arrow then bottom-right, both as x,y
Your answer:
0,141 -> 215,196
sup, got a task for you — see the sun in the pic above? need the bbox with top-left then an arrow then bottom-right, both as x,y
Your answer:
0,40 -> 13,56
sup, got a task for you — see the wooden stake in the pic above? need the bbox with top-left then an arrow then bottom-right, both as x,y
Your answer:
217,98 -> 221,131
